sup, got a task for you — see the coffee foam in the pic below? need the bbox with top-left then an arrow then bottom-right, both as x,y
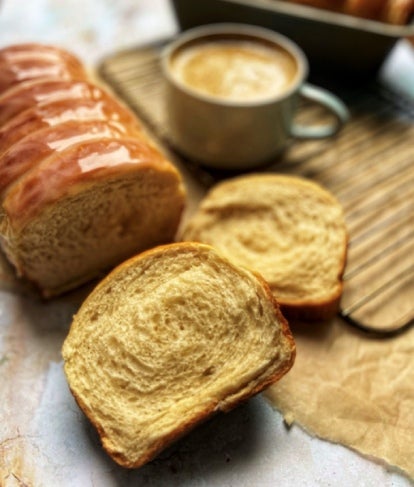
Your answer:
170,39 -> 298,102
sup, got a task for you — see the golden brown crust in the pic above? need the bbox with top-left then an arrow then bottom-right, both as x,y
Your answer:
0,43 -> 87,94
274,232 -> 348,322
282,0 -> 414,24
271,268 -> 347,322
0,91 -> 142,157
381,0 -> 414,24
181,174 -> 348,323
0,43 -> 186,296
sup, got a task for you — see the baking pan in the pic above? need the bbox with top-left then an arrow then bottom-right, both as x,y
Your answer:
171,0 -> 414,79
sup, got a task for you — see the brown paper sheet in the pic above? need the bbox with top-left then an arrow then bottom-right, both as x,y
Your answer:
265,319 -> 414,480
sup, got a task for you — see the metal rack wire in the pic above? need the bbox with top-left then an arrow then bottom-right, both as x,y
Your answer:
99,43 -> 414,337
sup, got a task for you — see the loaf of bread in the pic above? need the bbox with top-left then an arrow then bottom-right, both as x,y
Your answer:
0,43 -> 185,296
280,0 -> 414,24
62,242 -> 295,468
181,174 -> 348,321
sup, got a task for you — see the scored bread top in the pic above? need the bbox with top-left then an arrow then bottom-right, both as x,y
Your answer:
283,0 -> 414,24
62,242 -> 295,468
0,42 -> 186,296
0,78 -> 142,128
0,43 -> 87,95
0,120 -> 140,196
181,174 -> 348,321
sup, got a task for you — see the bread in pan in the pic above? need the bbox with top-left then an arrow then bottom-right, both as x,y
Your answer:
0,91 -> 142,156
0,136 -> 185,296
0,43 -> 87,94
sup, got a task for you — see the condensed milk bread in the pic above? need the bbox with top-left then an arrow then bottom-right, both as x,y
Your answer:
182,174 -> 348,321
0,43 -> 185,296
62,242 -> 295,468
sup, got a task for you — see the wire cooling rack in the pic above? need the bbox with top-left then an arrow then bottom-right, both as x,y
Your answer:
99,42 -> 414,337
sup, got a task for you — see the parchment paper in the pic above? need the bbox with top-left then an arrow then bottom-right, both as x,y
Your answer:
266,318 -> 414,480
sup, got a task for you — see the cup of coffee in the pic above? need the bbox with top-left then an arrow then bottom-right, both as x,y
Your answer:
162,23 -> 349,170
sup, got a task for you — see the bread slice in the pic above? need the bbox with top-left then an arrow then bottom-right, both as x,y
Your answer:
181,174 -> 348,321
62,242 -> 295,468
0,94 -> 141,156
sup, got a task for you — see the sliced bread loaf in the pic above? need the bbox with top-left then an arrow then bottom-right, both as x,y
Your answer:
181,174 -> 348,321
62,242 -> 295,468
0,43 -> 185,296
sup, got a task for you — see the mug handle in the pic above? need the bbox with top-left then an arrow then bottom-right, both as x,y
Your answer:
290,83 -> 349,139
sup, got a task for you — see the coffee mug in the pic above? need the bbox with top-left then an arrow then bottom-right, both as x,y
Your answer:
161,23 -> 349,170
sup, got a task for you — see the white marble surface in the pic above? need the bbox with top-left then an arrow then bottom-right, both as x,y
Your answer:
0,0 -> 178,64
0,1 -> 413,486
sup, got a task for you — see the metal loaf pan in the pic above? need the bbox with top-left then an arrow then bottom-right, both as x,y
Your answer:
171,0 -> 414,80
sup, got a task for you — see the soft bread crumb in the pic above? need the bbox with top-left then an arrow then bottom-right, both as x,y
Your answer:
62,242 -> 295,468
181,174 -> 348,321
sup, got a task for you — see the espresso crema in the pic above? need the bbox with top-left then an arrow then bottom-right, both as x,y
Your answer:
170,39 -> 298,102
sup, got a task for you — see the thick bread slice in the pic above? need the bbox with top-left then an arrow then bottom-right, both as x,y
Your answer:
181,174 -> 348,321
62,242 -> 295,468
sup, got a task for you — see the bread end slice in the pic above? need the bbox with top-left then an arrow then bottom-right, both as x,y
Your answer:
62,242 -> 295,468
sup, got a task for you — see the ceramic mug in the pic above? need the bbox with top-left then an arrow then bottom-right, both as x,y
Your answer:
162,23 -> 349,170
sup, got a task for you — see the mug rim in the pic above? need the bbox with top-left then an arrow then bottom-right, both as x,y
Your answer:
161,23 -> 309,108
